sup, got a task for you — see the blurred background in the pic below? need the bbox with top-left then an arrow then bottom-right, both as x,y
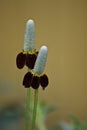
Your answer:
0,0 -> 87,129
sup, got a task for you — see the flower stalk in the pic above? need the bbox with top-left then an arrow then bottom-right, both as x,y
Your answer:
32,89 -> 38,130
16,19 -> 49,130
25,88 -> 31,130
24,19 -> 35,130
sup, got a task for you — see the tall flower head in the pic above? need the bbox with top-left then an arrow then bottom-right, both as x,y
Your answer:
16,19 -> 38,69
24,19 -> 35,52
23,45 -> 49,90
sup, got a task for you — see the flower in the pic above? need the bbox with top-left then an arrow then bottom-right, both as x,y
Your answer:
23,46 -> 49,90
16,19 -> 49,90
16,19 -> 38,69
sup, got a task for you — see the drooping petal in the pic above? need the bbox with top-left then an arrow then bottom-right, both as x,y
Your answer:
26,53 -> 36,69
23,72 -> 33,88
40,74 -> 49,90
26,52 -> 38,69
31,75 -> 40,89
16,52 -> 26,69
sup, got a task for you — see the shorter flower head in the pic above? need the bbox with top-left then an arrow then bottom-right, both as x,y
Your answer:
34,46 -> 48,75
23,45 -> 49,90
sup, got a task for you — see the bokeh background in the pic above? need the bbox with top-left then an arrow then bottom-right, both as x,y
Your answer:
0,0 -> 87,129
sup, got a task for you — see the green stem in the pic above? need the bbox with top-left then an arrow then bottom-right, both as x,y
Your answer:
32,89 -> 38,130
25,87 -> 31,130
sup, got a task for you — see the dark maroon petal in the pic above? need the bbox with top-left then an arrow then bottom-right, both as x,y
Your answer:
16,52 -> 26,69
40,74 -> 49,90
23,72 -> 33,88
31,75 -> 40,89
26,53 -> 37,69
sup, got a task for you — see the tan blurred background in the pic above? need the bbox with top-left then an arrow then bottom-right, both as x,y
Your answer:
0,0 -> 87,125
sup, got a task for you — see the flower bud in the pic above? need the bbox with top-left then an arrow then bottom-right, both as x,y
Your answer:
34,46 -> 48,75
24,19 -> 35,51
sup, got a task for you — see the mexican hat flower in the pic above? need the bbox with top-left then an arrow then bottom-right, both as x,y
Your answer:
16,19 -> 38,69
23,46 -> 49,90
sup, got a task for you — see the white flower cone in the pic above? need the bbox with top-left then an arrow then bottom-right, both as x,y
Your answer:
34,46 -> 48,75
24,19 -> 35,51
